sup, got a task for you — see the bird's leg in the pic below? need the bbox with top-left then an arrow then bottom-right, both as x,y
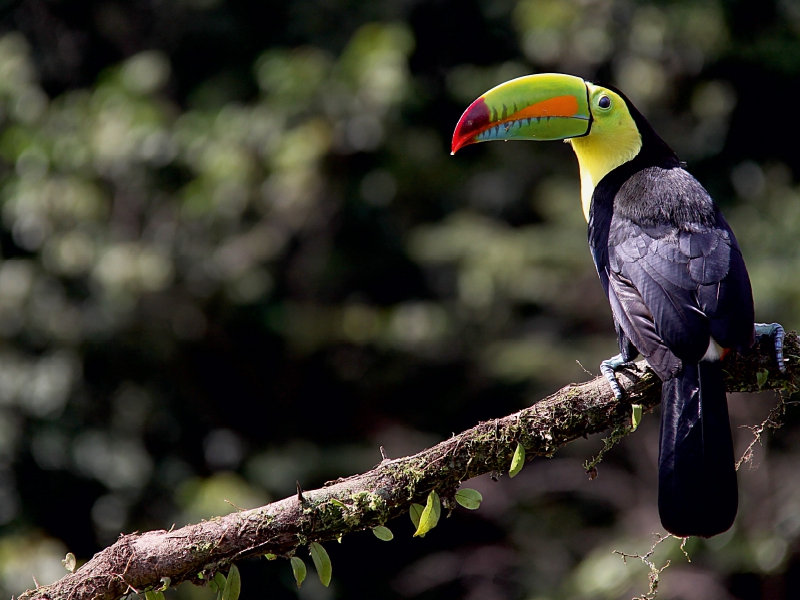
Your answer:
600,353 -> 634,400
755,322 -> 786,373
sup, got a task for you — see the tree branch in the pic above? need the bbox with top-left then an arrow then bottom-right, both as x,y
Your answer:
20,333 -> 799,600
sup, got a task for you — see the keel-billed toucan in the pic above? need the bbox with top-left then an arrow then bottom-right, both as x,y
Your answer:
452,73 -> 785,538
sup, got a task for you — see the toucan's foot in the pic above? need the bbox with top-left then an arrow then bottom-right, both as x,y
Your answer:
755,322 -> 786,373
600,353 -> 633,400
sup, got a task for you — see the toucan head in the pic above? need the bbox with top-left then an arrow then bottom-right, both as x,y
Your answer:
451,73 -> 671,220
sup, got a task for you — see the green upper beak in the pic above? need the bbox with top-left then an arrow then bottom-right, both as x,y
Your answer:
451,73 -> 591,154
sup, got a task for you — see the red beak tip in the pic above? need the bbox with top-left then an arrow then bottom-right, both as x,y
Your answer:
451,97 -> 490,156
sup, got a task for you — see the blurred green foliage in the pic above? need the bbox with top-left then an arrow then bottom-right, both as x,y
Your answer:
1,0 -> 800,598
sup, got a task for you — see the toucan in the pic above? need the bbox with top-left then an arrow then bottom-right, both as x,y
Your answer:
451,73 -> 785,538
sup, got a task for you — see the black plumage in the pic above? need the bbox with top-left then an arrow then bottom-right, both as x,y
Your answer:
588,95 -> 754,537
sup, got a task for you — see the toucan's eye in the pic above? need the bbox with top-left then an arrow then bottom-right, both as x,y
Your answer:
598,95 -> 611,109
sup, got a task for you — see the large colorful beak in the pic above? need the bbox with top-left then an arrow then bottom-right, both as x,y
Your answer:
451,73 -> 591,154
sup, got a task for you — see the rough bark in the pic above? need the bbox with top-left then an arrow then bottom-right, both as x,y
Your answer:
19,333 -> 799,600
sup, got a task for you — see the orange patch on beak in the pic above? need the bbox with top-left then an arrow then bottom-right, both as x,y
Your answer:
512,95 -> 580,121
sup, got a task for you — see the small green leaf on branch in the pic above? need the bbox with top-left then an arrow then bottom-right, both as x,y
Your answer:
455,488 -> 483,509
757,368 -> 769,389
409,503 -> 424,530
291,556 -> 307,588
211,572 -> 226,594
373,526 -> 394,541
413,490 -> 441,537
509,443 -> 525,478
631,404 -> 643,432
310,542 -> 332,587
222,565 -> 241,600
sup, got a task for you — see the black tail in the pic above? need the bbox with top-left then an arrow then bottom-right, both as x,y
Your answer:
658,361 -> 738,538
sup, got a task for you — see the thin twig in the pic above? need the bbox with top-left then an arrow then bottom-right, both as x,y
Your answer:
614,534 -> 690,600
736,391 -> 789,470
576,359 -> 594,377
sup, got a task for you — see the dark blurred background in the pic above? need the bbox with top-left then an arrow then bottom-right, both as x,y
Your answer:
1,0 -> 800,598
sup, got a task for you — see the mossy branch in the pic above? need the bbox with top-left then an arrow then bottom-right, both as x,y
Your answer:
19,333 -> 799,600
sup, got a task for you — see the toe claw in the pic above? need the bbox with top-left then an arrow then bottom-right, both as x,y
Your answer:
755,322 -> 786,374
601,353 -> 628,400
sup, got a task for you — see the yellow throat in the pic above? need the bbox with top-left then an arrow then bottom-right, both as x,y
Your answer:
567,84 -> 643,221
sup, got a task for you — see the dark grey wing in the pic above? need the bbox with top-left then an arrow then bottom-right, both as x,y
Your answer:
608,215 -> 753,365
608,219 -> 707,364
